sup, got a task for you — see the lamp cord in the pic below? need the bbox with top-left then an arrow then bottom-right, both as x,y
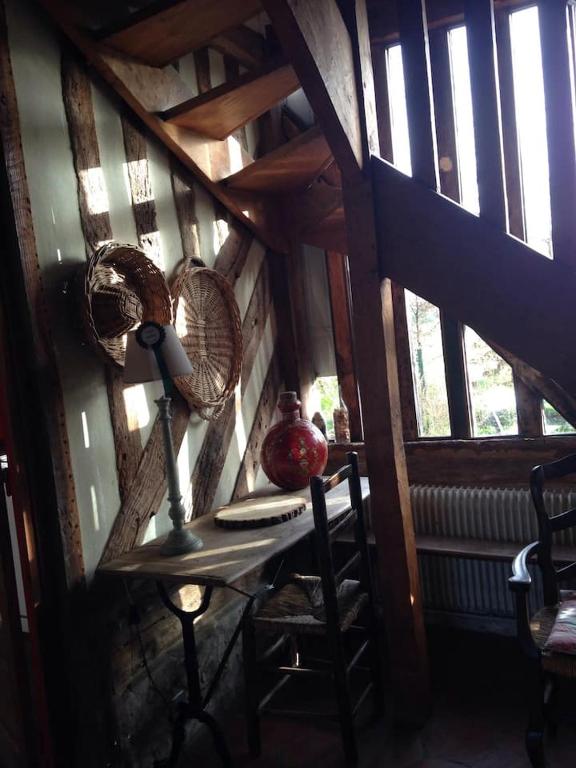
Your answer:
152,346 -> 173,398
123,580 -> 175,724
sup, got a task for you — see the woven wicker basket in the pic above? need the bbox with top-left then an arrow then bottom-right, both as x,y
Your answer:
81,242 -> 172,367
171,264 -> 242,420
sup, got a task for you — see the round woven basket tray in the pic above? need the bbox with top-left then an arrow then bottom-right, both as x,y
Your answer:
171,263 -> 242,420
80,242 -> 172,367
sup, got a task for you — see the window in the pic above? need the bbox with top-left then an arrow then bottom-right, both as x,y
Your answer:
386,45 -> 450,436
464,327 -> 517,436
406,291 -> 451,437
386,44 -> 412,176
310,376 -> 339,441
448,25 -> 480,215
543,401 -> 575,435
509,6 -> 553,257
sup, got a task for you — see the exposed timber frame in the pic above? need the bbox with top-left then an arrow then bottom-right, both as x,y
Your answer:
264,0 -> 430,722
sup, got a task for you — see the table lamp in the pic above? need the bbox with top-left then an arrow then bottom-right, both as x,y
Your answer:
124,321 -> 203,556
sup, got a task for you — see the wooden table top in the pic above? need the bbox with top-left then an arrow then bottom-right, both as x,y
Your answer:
98,478 -> 370,587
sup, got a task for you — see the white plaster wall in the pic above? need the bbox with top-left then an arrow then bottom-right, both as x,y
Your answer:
6,0 -> 275,575
6,0 -> 122,576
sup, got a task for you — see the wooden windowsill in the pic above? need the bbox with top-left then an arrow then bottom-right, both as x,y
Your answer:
340,531 -> 576,564
327,437 -> 576,486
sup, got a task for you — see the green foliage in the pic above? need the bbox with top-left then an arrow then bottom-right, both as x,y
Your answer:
313,376 -> 339,439
406,293 -> 451,437
543,401 -> 575,435
465,328 -> 517,436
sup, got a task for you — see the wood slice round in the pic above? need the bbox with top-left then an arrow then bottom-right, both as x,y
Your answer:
214,496 -> 307,529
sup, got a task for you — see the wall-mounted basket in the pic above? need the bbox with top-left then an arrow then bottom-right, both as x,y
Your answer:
171,262 -> 242,421
81,242 -> 172,367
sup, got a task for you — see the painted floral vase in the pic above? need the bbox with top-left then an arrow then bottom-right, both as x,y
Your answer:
261,391 -> 328,491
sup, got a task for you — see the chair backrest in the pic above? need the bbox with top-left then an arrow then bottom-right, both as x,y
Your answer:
309,451 -> 374,631
530,452 -> 576,605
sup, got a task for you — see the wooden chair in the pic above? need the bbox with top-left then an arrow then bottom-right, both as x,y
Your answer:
242,452 -> 382,766
509,453 -> 576,768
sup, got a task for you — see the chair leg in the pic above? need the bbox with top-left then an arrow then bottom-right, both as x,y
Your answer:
331,635 -> 358,767
242,615 -> 261,758
365,606 -> 384,718
525,664 -> 547,768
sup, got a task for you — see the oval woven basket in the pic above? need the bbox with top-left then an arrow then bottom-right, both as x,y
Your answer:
81,242 -> 172,367
171,264 -> 242,420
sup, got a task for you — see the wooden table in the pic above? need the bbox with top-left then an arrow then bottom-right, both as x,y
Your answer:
98,478 -> 370,767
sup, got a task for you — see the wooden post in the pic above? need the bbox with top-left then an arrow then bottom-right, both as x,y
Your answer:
345,181 -> 430,723
265,0 -> 430,721
539,0 -> 576,266
429,28 -> 460,204
495,9 -> 525,241
466,0 -> 542,436
285,242 -> 316,418
397,0 -> 439,191
372,41 -> 419,441
345,0 -> 430,722
441,314 -> 472,438
325,250 -> 363,441
464,0 -> 507,231
495,9 -> 542,434
429,27 -> 471,438
391,282 -> 419,442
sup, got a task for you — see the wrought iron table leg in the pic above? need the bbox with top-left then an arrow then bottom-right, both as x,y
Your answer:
157,582 -> 233,768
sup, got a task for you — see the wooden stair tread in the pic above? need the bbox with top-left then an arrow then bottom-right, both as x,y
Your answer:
344,532 -> 576,563
163,60 -> 300,140
102,0 -> 262,67
224,127 -> 332,193
210,25 -> 267,70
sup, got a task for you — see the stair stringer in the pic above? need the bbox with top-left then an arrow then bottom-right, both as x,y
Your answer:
373,155 -> 576,396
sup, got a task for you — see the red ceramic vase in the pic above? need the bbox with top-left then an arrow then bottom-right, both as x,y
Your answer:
261,391 -> 328,491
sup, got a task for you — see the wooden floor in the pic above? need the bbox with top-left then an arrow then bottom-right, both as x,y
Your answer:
196,628 -> 576,767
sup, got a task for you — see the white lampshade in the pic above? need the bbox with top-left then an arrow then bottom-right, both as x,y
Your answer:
124,324 -> 193,384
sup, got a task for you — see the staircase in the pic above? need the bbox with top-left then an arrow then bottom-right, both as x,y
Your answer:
38,0 -> 347,255
36,0 -> 576,723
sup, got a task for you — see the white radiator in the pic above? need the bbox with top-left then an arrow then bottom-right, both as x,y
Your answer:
409,485 -> 576,625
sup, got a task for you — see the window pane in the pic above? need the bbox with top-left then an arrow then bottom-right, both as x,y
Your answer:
405,291 -> 451,437
310,376 -> 339,441
543,401 -> 576,435
510,6 -> 553,257
464,327 -> 517,436
448,25 -> 480,214
386,44 -> 412,176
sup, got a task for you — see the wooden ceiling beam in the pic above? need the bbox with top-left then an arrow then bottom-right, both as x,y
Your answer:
373,156 -> 576,395
262,0 -> 364,183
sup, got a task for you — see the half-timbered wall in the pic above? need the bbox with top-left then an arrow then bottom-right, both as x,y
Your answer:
3,0 -> 288,763
6,0 -> 278,576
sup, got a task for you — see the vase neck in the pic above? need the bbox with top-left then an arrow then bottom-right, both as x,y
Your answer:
277,391 -> 301,422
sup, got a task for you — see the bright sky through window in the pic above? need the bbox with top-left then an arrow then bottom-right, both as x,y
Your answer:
510,6 -> 553,257
448,26 -> 479,215
386,44 -> 412,175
